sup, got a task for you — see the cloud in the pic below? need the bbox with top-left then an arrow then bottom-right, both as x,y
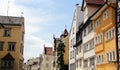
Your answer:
0,0 -> 73,62
0,0 -> 54,61
24,34 -> 52,61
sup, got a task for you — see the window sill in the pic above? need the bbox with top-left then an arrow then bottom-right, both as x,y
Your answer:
106,37 -> 114,42
95,42 -> 102,46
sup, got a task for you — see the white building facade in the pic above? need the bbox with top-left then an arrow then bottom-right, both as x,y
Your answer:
81,0 -> 104,70
69,4 -> 84,70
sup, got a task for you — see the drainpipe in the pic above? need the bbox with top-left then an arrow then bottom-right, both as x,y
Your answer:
115,0 -> 119,70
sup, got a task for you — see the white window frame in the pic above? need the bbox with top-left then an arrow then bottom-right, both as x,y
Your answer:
79,59 -> 82,67
103,10 -> 109,19
95,33 -> 102,45
96,54 -> 103,64
105,27 -> 115,41
96,19 -> 101,28
107,51 -> 115,62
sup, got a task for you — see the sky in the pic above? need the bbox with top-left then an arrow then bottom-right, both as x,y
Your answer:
0,0 -> 82,62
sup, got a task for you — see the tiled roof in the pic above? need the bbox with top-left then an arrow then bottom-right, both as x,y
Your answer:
2,53 -> 14,60
45,47 -> 52,55
85,0 -> 104,5
0,16 -> 24,25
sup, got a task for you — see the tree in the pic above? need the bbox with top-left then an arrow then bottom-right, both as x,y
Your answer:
56,42 -> 65,70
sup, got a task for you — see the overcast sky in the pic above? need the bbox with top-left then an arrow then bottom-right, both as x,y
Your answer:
0,0 -> 82,62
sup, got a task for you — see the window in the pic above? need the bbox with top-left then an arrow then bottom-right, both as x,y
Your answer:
46,57 -> 49,61
97,54 -> 103,64
0,42 -> 4,51
2,60 -> 13,67
107,51 -> 115,62
84,44 -> 88,52
88,23 -> 93,33
118,27 -> 120,34
73,27 -> 74,34
71,39 -> 72,48
84,60 -> 88,67
73,50 -> 74,58
46,63 -> 49,67
4,28 -> 11,37
70,51 -> 72,59
79,59 -> 82,67
79,46 -> 81,53
103,10 -> 109,19
89,41 -> 94,50
76,47 -> 78,55
95,33 -> 102,45
96,19 -> 101,28
8,42 -> 16,51
90,23 -> 93,31
106,27 -> 114,41
90,57 -> 95,66
76,60 -> 78,68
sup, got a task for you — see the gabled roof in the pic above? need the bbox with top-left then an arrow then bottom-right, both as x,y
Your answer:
44,47 -> 52,55
85,0 -> 104,5
2,53 -> 14,60
81,0 -> 105,10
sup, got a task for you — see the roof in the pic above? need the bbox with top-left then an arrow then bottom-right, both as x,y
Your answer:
81,0 -> 105,11
2,53 -> 14,60
85,0 -> 104,5
0,16 -> 24,25
44,47 -> 53,55
60,29 -> 69,38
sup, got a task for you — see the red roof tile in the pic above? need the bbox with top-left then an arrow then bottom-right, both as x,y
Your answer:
45,47 -> 52,55
85,0 -> 104,5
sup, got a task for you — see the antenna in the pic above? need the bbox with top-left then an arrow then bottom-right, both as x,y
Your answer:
7,0 -> 10,16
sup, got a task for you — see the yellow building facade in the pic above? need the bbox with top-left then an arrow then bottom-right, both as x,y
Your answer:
0,16 -> 24,70
63,35 -> 69,65
92,2 -> 118,70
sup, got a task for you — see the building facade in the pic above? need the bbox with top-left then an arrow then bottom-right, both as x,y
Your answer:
42,47 -> 52,70
81,0 -> 105,70
91,1 -> 118,70
53,37 -> 61,70
26,57 -> 40,70
60,29 -> 69,70
69,4 -> 83,70
52,29 -> 69,70
0,16 -> 24,70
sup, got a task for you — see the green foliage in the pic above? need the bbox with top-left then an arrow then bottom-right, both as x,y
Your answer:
56,42 -> 66,70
